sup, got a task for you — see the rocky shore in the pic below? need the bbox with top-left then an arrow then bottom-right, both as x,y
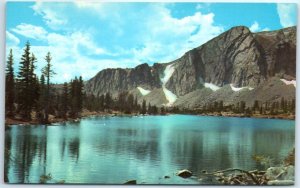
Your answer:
5,110 -> 129,126
198,165 -> 294,185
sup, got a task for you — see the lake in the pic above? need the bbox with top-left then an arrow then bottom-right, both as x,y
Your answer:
5,115 -> 295,184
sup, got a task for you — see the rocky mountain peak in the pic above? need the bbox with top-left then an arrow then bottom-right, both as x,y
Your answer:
85,26 -> 296,108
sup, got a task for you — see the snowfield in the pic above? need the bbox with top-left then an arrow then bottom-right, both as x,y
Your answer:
161,64 -> 177,106
137,87 -> 151,96
204,83 -> 220,91
230,84 -> 254,92
280,79 -> 296,87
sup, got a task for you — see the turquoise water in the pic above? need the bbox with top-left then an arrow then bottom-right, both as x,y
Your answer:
5,115 -> 295,184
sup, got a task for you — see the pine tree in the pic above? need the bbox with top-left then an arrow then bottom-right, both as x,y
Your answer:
141,99 -> 147,114
42,52 -> 55,123
17,42 -> 33,120
61,82 -> 69,119
133,96 -> 138,111
127,94 -> 134,113
69,77 -> 78,117
30,53 -> 39,109
148,102 -> 152,114
239,101 -> 246,113
37,75 -> 46,122
160,106 -> 166,115
291,99 -> 295,114
5,49 -> 15,117
104,92 -> 112,110
78,76 -> 84,112
99,94 -> 105,111
69,76 -> 84,117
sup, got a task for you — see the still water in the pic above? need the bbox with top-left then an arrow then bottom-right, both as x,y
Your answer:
5,115 -> 295,184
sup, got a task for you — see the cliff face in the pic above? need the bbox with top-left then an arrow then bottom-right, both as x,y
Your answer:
254,26 -> 296,79
166,26 -> 268,96
85,26 -> 296,106
85,63 -> 166,96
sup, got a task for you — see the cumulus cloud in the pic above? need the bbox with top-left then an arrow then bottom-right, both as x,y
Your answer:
249,21 -> 270,32
11,23 -> 48,41
22,2 -> 225,82
6,31 -> 20,46
126,5 -> 224,63
249,21 -> 260,32
32,2 -> 67,30
277,4 -> 297,27
7,26 -> 112,82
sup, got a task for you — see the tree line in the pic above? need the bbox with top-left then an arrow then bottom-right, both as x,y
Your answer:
5,42 -> 84,123
178,98 -> 295,116
5,42 -> 164,123
84,91 -> 163,115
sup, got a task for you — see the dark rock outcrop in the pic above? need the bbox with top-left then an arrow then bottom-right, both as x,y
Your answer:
177,169 -> 193,178
124,180 -> 137,184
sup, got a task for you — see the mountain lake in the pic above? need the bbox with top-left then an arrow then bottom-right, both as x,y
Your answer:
5,115 -> 295,184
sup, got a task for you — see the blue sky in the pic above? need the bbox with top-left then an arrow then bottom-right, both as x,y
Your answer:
6,2 -> 297,83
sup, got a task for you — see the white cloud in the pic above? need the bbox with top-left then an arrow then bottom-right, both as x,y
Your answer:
6,31 -> 20,46
32,2 -> 67,29
196,4 -> 202,10
250,21 -> 260,32
249,21 -> 270,32
195,3 -> 210,10
22,2 -> 224,82
131,5 -> 224,63
7,25 -> 113,83
11,23 -> 48,41
262,28 -> 270,32
277,4 -> 297,27
75,1 -> 103,9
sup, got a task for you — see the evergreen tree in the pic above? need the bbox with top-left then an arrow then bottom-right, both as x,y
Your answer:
218,100 -> 223,112
134,96 -> 138,111
141,99 -> 147,114
291,99 -> 295,114
99,94 -> 105,111
253,100 -> 259,111
30,53 -> 39,109
69,77 -> 84,117
147,102 -> 151,114
127,94 -> 134,112
61,82 -> 69,119
17,42 -> 33,120
37,75 -> 46,122
78,76 -> 84,112
42,52 -> 55,123
160,106 -> 166,115
104,92 -> 112,110
5,49 -> 15,117
239,101 -> 246,113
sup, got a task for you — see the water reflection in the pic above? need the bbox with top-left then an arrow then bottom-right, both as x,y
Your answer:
5,115 -> 295,184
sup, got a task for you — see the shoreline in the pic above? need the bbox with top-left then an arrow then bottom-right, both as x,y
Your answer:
197,112 -> 295,120
5,110 -> 295,127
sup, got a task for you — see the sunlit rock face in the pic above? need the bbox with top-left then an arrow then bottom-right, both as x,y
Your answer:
84,26 -> 296,107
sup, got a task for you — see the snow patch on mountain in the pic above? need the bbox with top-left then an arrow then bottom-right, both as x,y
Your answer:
161,64 -> 177,106
161,64 -> 175,85
230,84 -> 254,92
162,87 -> 177,106
137,87 -> 151,96
204,83 -> 220,91
280,79 -> 296,87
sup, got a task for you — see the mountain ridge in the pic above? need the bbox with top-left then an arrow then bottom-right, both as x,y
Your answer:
84,25 -> 296,108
